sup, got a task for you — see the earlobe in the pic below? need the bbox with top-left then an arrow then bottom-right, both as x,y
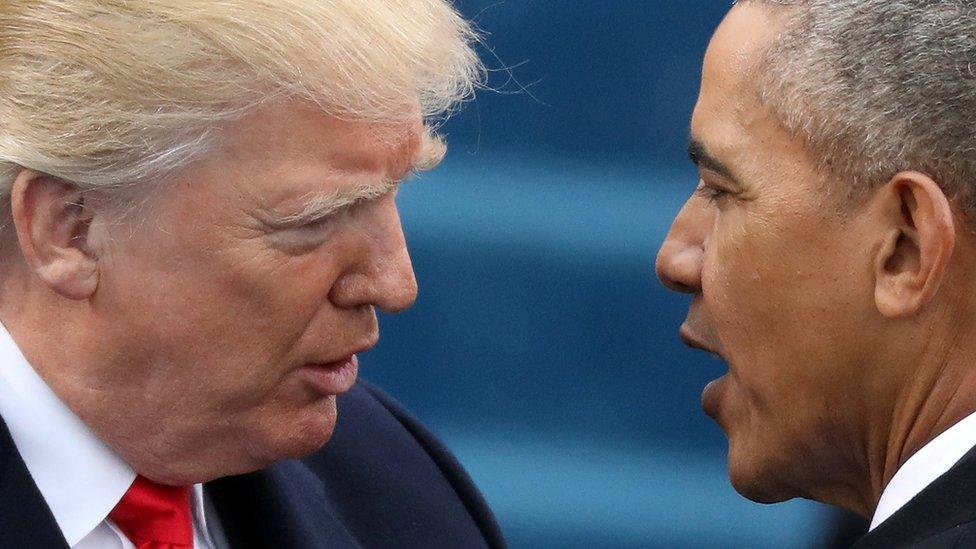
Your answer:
10,169 -> 99,300
873,172 -> 955,318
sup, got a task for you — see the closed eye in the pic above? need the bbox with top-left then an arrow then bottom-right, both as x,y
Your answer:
292,214 -> 334,233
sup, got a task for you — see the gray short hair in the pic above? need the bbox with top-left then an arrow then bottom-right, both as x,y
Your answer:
743,0 -> 976,213
0,0 -> 482,230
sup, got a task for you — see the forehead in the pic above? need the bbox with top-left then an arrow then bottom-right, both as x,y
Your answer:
209,101 -> 424,207
693,5 -> 784,142
692,5 -> 826,196
705,4 -> 782,80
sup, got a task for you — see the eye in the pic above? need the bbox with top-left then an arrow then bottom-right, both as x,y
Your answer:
286,199 -> 370,238
694,180 -> 731,204
293,215 -> 332,233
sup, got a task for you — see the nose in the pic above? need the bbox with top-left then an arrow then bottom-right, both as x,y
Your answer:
656,193 -> 713,294
329,196 -> 418,313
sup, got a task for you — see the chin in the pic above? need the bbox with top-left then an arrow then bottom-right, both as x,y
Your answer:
249,396 -> 339,465
730,474 -> 792,504
726,442 -> 794,504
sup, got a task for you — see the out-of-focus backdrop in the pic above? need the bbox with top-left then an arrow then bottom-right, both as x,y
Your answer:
363,2 -> 856,547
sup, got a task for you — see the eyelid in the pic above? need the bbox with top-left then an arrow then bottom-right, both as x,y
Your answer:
295,213 -> 334,230
694,178 -> 732,202
290,202 -> 357,231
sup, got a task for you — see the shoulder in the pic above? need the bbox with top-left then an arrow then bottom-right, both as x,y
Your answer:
856,518 -> 976,549
0,416 -> 70,548
854,445 -> 976,549
300,380 -> 507,549
854,495 -> 976,549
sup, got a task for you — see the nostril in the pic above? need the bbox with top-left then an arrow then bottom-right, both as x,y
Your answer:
657,244 -> 704,294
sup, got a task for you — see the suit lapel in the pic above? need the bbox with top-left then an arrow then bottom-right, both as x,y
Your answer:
207,459 -> 362,549
855,444 -> 976,547
0,412 -> 361,549
0,416 -> 69,549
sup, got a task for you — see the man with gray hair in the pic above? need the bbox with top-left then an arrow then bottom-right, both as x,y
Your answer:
657,1 -> 976,546
0,1 -> 504,548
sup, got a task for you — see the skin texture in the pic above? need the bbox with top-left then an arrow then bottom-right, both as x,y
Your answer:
0,100 -> 422,484
657,3 -> 976,517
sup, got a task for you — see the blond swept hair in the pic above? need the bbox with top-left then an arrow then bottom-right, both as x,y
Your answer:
0,0 -> 482,215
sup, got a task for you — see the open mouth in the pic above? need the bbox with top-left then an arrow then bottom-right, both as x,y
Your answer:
301,355 -> 360,395
679,327 -> 724,361
679,326 -> 730,420
299,333 -> 379,395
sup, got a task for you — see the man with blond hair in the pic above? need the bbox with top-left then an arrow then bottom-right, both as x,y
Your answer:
0,1 -> 504,547
657,0 -> 976,546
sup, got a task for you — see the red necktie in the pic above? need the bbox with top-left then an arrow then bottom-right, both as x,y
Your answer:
109,475 -> 194,549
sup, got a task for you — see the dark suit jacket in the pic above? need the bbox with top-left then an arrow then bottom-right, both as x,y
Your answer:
853,444 -> 976,548
0,379 -> 506,549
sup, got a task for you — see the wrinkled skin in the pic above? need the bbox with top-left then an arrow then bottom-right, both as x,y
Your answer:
4,101 -> 422,484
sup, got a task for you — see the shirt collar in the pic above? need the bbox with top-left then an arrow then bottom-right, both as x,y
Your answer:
870,410 -> 976,531
0,321 -> 136,545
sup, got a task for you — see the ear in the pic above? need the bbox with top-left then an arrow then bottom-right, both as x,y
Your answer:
9,169 -> 99,300
873,171 -> 955,318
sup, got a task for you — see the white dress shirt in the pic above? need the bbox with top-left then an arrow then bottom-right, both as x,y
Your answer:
870,410 -> 976,531
0,322 -> 227,548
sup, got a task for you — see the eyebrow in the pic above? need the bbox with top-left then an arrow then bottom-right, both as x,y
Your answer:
687,138 -> 743,188
264,130 -> 443,229
270,177 -> 400,228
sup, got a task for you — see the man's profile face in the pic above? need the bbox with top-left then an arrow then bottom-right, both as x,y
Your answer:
656,4 -> 885,502
85,101 -> 421,481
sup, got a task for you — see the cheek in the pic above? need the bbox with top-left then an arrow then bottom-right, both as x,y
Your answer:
205,232 -> 352,324
702,214 -> 870,405
100,235 -> 345,391
703,209 -> 851,327
701,219 -> 770,332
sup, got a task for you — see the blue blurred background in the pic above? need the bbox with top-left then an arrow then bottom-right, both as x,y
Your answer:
362,2 -> 851,547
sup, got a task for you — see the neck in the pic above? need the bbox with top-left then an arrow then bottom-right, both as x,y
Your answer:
0,272 -> 259,485
0,273 -> 156,474
861,317 -> 976,518
799,302 -> 976,520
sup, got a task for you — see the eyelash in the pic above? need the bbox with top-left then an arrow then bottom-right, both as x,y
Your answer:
694,181 -> 730,203
297,216 -> 332,232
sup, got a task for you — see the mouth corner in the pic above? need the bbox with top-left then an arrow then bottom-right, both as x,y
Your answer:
679,326 -> 725,361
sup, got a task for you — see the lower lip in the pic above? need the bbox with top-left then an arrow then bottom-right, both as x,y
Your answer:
301,355 -> 359,395
701,374 -> 729,420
